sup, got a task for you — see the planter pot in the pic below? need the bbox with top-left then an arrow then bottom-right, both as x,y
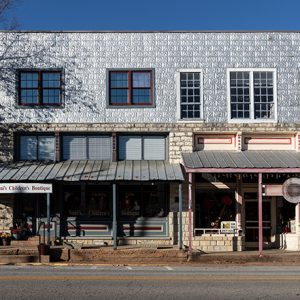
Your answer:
38,244 -> 50,255
2,239 -> 11,246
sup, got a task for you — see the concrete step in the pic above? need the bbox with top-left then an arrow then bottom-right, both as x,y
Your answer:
0,255 -> 39,264
11,237 -> 41,247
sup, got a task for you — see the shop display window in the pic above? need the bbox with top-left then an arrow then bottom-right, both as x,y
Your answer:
119,184 -> 167,218
195,190 -> 235,228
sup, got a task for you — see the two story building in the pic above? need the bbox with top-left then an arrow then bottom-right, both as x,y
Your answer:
0,31 -> 300,252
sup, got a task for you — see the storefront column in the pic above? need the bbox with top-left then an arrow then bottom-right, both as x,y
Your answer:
258,173 -> 263,256
296,203 -> 300,235
47,193 -> 51,246
179,183 -> 183,250
188,172 -> 193,251
235,174 -> 242,230
112,183 -> 117,250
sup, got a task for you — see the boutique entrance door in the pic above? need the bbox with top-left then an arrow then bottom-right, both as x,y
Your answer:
244,192 -> 272,249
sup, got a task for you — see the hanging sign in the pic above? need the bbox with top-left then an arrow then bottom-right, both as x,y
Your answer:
0,183 -> 52,194
282,178 -> 300,203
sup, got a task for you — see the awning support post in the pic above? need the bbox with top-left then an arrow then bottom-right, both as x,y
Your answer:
47,193 -> 51,246
188,172 -> 193,251
112,183 -> 117,250
258,173 -> 263,257
179,183 -> 183,250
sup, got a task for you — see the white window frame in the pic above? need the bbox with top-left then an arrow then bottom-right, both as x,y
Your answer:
227,68 -> 277,123
176,69 -> 204,121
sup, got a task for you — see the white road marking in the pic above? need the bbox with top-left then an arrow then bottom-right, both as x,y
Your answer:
126,266 -> 133,270
165,266 -> 174,271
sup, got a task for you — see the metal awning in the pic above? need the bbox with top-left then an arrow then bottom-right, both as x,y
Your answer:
0,160 -> 184,182
182,150 -> 300,173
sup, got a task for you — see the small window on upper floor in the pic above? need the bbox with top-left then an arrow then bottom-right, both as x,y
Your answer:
228,69 -> 277,122
18,135 -> 56,161
178,70 -> 203,120
18,70 -> 63,106
108,70 -> 153,106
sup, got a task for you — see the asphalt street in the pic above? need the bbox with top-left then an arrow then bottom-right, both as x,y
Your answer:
0,265 -> 299,299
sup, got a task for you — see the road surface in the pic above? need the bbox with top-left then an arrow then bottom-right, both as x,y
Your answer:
0,265 -> 299,299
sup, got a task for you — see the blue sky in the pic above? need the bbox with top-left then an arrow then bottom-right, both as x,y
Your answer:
9,0 -> 300,30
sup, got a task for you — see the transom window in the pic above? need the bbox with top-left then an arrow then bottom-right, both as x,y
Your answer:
62,135 -> 111,160
109,70 -> 153,106
179,71 -> 202,119
19,135 -> 55,161
18,70 -> 63,106
229,69 -> 276,121
118,135 -> 166,161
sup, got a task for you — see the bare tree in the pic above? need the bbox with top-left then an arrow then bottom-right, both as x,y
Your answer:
0,1 -> 98,122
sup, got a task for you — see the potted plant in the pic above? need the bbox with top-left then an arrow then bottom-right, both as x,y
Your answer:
11,228 -> 21,240
0,232 -> 11,246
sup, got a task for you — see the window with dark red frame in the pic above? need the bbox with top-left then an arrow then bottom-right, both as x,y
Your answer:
109,70 -> 153,106
18,70 -> 63,106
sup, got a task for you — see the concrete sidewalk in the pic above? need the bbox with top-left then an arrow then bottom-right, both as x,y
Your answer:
1,245 -> 300,265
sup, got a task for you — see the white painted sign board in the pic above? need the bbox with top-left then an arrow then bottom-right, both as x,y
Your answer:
0,183 -> 52,194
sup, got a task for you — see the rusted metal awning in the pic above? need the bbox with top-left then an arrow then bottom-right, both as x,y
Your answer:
182,150 -> 300,173
0,160 -> 184,182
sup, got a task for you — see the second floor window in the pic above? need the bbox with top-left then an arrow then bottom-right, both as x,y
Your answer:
18,70 -> 63,106
179,71 -> 202,119
109,70 -> 153,106
229,69 -> 276,121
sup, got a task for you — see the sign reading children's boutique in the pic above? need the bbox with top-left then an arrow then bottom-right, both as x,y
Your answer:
0,183 -> 52,194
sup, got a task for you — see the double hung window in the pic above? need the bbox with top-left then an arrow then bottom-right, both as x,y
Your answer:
18,70 -> 63,106
178,70 -> 203,120
228,69 -> 276,121
109,70 -> 153,106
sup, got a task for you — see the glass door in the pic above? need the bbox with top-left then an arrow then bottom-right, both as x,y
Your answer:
244,192 -> 272,248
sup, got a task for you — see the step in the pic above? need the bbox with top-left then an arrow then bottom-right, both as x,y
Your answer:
11,240 -> 40,247
0,255 -> 39,264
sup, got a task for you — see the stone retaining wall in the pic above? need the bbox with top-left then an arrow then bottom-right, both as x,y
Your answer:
193,235 -> 245,252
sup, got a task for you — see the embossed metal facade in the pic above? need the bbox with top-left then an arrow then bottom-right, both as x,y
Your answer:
0,31 -> 299,124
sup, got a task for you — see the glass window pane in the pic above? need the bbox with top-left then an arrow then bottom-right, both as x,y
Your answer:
132,89 -> 151,104
118,136 -> 142,160
110,72 -> 128,88
63,136 -> 87,160
38,136 -> 55,161
230,72 -> 250,119
110,89 -> 128,104
180,72 -> 201,119
20,136 -> 37,160
132,72 -> 151,88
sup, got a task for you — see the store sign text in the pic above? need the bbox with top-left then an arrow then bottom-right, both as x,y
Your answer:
0,183 -> 52,194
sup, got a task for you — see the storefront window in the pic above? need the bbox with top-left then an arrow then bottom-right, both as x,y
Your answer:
119,184 -> 167,218
63,186 -> 82,216
195,190 -> 235,228
86,187 -> 111,217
